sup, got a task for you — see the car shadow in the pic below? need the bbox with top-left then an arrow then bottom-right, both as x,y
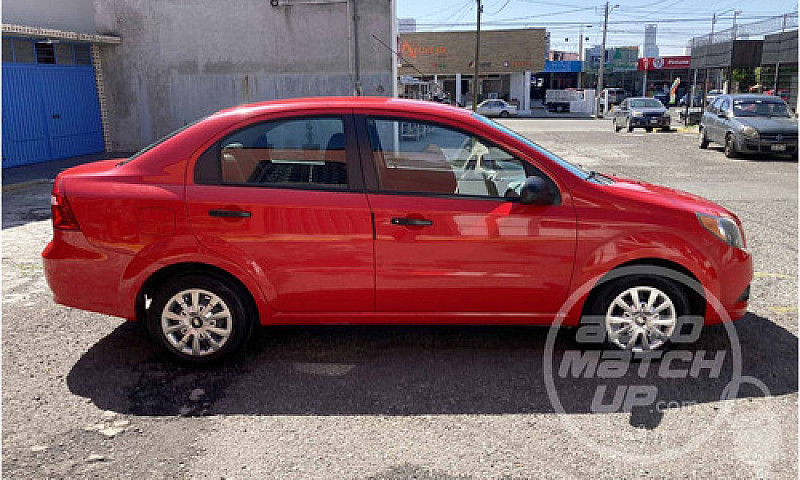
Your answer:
67,312 -> 797,426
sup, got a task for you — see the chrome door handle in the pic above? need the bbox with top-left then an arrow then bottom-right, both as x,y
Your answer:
391,217 -> 433,226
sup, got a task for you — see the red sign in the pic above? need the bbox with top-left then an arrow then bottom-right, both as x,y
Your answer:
637,56 -> 691,71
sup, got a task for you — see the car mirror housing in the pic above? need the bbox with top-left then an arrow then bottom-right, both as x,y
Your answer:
519,176 -> 555,205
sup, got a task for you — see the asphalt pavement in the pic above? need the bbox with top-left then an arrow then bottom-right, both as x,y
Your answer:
2,118 -> 796,479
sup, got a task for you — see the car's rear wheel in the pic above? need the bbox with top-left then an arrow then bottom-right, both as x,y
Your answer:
646,127 -> 653,133
587,274 -> 689,352
699,128 -> 709,149
627,121 -> 634,133
724,133 -> 738,158
147,274 -> 253,364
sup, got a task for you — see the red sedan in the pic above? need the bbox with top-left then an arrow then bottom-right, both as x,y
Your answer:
43,97 -> 752,363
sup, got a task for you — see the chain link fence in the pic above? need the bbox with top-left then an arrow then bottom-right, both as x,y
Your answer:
689,12 -> 798,50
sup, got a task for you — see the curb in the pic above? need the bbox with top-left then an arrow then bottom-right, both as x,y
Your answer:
2,179 -> 52,193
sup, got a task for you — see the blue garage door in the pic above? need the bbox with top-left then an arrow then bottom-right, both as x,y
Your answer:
2,38 -> 104,168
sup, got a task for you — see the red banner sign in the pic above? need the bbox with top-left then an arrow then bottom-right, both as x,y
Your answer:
638,56 -> 691,71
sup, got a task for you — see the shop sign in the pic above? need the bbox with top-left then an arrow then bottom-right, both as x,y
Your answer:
638,56 -> 691,71
400,39 -> 448,59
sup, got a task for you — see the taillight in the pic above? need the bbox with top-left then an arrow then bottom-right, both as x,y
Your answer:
51,178 -> 80,230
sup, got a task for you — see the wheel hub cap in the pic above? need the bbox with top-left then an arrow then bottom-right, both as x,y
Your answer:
605,285 -> 677,352
161,288 -> 233,357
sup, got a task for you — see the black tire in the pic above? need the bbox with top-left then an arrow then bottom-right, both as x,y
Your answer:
613,119 -> 621,133
147,274 -> 253,365
724,133 -> 738,158
646,127 -> 653,133
555,105 -> 564,113
698,128 -> 709,149
499,110 -> 510,118
627,122 -> 634,133
661,126 -> 671,132
582,274 -> 691,352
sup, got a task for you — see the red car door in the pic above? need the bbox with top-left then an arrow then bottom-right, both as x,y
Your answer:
359,116 -> 577,320
186,114 -> 375,313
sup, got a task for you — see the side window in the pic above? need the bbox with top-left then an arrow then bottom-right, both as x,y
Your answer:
366,118 -> 553,200
720,98 -> 730,113
208,116 -> 347,188
709,98 -> 721,113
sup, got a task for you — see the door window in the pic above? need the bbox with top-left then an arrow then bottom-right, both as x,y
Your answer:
366,118 -> 551,199
198,116 -> 349,189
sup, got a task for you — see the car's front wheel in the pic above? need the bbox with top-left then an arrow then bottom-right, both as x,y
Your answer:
499,110 -> 510,118
147,274 -> 253,364
587,274 -> 689,352
613,119 -> 621,132
699,127 -> 709,149
724,133 -> 739,158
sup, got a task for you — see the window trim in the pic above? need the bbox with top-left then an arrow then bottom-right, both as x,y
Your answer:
354,114 -> 561,204
193,113 -> 365,192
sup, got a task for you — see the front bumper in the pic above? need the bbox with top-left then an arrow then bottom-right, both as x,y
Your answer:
740,135 -> 798,155
630,116 -> 671,128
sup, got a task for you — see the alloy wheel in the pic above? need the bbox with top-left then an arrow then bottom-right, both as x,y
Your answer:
604,285 -> 677,351
160,288 -> 233,357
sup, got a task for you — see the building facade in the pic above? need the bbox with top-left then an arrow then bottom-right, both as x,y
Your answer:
3,0 -> 396,163
397,29 -> 546,111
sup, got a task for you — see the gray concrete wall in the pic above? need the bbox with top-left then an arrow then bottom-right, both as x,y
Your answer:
3,0 -> 98,33
94,0 -> 394,151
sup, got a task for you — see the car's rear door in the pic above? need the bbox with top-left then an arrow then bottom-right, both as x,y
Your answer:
187,112 -> 375,314
356,113 -> 577,320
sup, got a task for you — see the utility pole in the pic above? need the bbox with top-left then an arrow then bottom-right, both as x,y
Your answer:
702,13 -> 716,110
775,13 -> 787,94
578,25 -> 590,89
726,10 -> 741,94
472,0 -> 482,111
352,0 -> 362,95
595,2 -> 613,117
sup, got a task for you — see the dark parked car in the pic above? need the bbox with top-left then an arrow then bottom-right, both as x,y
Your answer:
613,97 -> 671,132
699,94 -> 798,158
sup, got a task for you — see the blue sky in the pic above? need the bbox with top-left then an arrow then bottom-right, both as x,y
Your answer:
397,0 -> 798,56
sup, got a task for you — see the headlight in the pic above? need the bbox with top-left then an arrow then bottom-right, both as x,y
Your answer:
697,213 -> 745,249
632,111 -> 643,117
742,126 -> 759,138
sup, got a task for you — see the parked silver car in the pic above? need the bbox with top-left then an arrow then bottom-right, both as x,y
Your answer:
699,94 -> 798,158
613,97 -> 671,132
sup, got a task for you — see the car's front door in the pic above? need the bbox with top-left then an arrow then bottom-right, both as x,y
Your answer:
357,115 -> 577,320
187,113 -> 375,313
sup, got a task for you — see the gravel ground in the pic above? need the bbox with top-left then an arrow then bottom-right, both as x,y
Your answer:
2,119 -> 796,479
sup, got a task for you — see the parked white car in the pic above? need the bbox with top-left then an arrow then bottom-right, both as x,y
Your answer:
475,100 -> 518,117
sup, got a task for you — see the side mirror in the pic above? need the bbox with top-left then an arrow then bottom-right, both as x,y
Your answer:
519,176 -> 555,205
717,111 -> 728,119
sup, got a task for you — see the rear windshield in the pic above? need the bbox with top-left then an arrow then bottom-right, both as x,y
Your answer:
118,117 -> 207,166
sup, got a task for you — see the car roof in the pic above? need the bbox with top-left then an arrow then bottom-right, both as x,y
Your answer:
626,97 -> 661,101
728,94 -> 786,101
213,96 -> 474,120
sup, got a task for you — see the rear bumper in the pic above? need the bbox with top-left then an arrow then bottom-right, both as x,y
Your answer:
42,230 -> 133,320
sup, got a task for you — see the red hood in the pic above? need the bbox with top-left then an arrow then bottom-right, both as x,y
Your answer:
608,177 -> 735,219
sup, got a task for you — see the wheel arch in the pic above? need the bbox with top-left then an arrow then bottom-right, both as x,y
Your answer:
579,257 -> 706,321
135,262 -> 262,326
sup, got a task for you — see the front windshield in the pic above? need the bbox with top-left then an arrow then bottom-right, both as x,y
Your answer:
733,99 -> 791,118
473,113 -> 590,179
630,99 -> 663,109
